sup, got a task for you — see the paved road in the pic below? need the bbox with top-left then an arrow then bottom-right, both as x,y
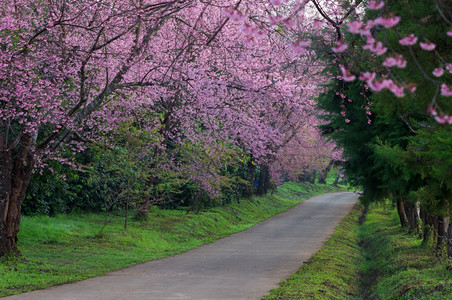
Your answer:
6,192 -> 358,300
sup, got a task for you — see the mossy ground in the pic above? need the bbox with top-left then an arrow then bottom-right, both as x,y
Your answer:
0,182 -> 343,297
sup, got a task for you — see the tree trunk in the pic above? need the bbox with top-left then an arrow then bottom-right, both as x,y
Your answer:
333,173 -> 340,186
309,170 -> 316,184
421,211 -> 432,244
396,199 -> 409,228
440,216 -> 449,253
245,160 -> 255,198
415,201 -> 421,235
447,222 -> 452,257
442,200 -> 450,255
0,134 -> 35,256
404,201 -> 420,233
256,164 -> 270,196
433,215 -> 442,250
318,161 -> 333,184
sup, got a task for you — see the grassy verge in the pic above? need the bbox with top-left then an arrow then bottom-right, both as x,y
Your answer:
0,182 -> 343,297
264,204 -> 363,299
265,203 -> 452,300
359,205 -> 452,299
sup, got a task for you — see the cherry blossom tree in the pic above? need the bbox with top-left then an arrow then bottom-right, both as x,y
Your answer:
0,0 -> 322,256
0,0 -> 221,255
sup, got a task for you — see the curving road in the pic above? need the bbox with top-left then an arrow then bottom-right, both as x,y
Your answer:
5,192 -> 358,300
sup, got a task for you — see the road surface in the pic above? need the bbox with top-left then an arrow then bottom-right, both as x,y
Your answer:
5,192 -> 359,300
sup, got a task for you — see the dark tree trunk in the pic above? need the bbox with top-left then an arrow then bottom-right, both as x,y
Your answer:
440,216 -> 449,252
434,215 -> 442,250
442,200 -> 450,256
396,199 -> 409,228
404,201 -> 420,233
447,222 -> 452,257
318,162 -> 333,184
0,134 -> 35,256
333,173 -> 340,186
245,160 -> 255,198
256,164 -> 270,196
421,211 -> 432,244
139,100 -> 177,216
0,138 -> 13,255
309,170 -> 316,184
435,215 -> 450,251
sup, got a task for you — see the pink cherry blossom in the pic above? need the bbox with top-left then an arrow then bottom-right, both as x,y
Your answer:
447,29 -> 452,37
445,64 -> 452,74
368,0 -> 385,10
332,40 -> 348,53
388,83 -> 405,98
374,16 -> 400,28
363,41 -> 387,55
435,115 -> 447,124
441,84 -> 452,96
339,65 -> 356,82
283,18 -> 296,28
432,68 -> 444,77
419,42 -> 436,51
269,15 -> 284,25
382,55 -> 407,68
270,0 -> 283,5
346,21 -> 363,34
427,106 -> 437,116
312,19 -> 324,29
399,34 -> 418,46
359,72 -> 377,82
221,9 -> 248,22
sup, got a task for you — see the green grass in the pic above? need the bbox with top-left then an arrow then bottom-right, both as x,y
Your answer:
274,181 -> 347,201
265,203 -> 452,300
359,205 -> 452,299
264,204 -> 363,300
0,182 -> 343,297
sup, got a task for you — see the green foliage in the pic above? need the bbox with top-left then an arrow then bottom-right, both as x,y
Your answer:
317,79 -> 383,203
24,123 -> 255,215
23,160 -> 94,215
317,0 -> 452,219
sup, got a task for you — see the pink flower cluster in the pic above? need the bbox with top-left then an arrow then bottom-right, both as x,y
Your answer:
374,16 -> 400,28
368,0 -> 385,10
428,106 -> 452,124
332,40 -> 348,53
359,72 -> 406,97
291,40 -> 310,54
221,9 -> 247,22
441,84 -> 452,97
363,41 -> 387,56
399,34 -> 418,46
420,42 -> 436,51
339,65 -> 356,82
382,55 -> 407,68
